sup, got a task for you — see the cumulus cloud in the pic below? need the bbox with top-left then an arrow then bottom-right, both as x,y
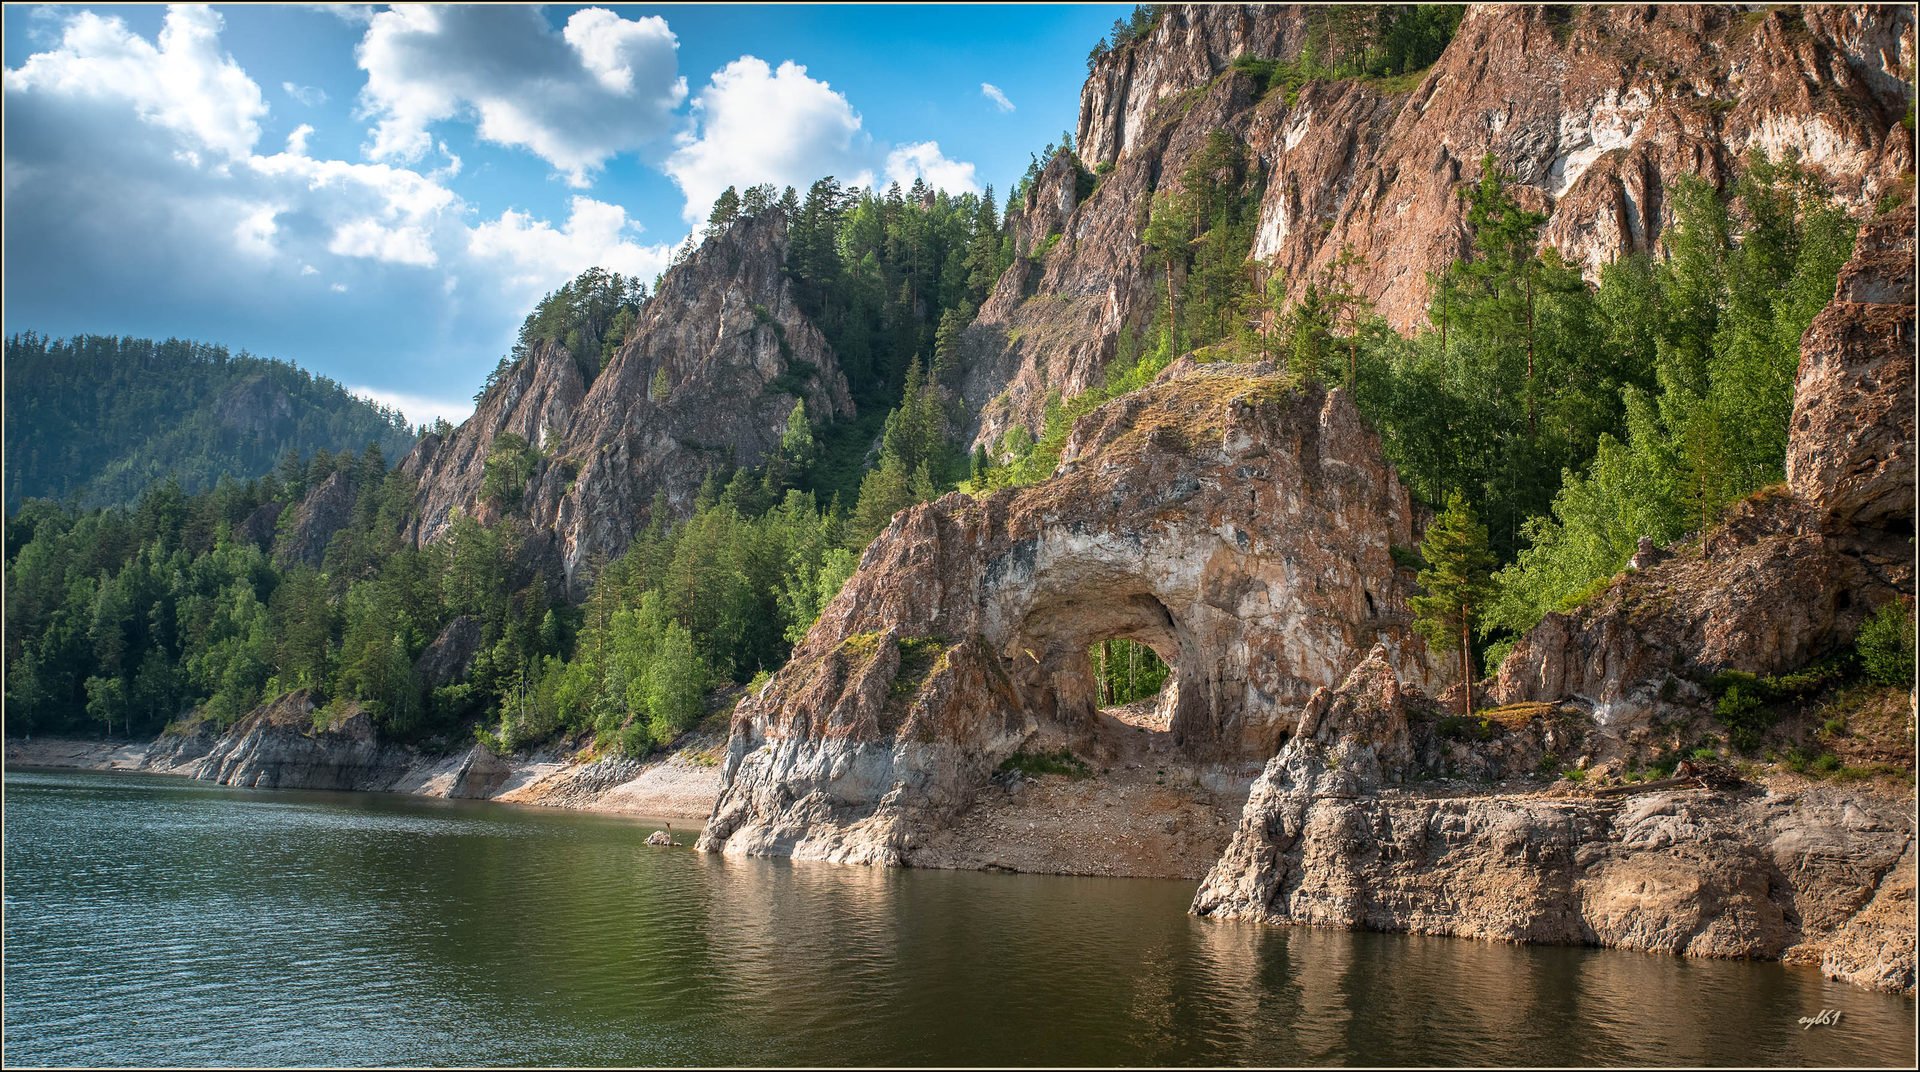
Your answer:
468,195 -> 674,304
3,5 -> 669,405
282,81 -> 327,107
980,82 -> 1014,113
6,5 -> 266,161
884,141 -> 980,195
348,385 -> 474,428
355,5 -> 685,187
665,56 -> 876,224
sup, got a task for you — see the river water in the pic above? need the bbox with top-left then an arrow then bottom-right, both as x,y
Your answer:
3,769 -> 1913,1067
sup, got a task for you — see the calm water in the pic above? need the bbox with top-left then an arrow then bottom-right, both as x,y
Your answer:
3,769 -> 1913,1067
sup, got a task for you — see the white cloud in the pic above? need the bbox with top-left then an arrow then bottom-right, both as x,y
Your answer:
3,5 -> 672,413
665,56 -> 876,224
884,141 -> 980,195
981,83 -> 1015,113
349,385 -> 473,428
6,5 -> 266,160
282,81 -> 327,107
297,4 -> 376,24
355,5 -> 686,187
468,195 -> 674,302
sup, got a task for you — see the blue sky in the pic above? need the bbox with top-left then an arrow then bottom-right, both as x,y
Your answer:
2,3 -> 1128,425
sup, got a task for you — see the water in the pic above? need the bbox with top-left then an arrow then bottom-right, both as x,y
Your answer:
4,769 -> 1913,1067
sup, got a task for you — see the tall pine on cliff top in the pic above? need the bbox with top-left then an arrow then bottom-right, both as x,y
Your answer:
1411,491 -> 1496,717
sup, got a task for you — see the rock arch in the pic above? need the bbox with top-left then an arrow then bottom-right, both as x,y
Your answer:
699,362 -> 1444,864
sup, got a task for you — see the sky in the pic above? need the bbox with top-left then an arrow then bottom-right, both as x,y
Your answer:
2,3 -> 1129,426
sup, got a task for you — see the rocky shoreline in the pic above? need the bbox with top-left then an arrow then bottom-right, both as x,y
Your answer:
3,693 -> 724,824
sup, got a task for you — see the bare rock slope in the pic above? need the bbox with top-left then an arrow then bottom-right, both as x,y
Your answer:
965,3 -> 1914,447
404,212 -> 852,589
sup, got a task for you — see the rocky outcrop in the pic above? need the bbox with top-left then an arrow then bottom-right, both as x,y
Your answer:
1192,650 -> 1917,992
404,212 -> 853,591
194,690 -> 417,791
699,361 -> 1439,864
966,3 -> 1914,447
274,470 -> 359,569
414,615 -> 483,690
1787,200 -> 1917,530
1492,198 -> 1917,741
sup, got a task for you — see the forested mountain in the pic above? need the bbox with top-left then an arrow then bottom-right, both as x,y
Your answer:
2,4 -> 1910,775
4,334 -> 419,511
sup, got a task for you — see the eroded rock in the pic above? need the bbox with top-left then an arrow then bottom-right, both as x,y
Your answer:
404,212 -> 853,592
1192,651 -> 1917,991
700,362 -> 1440,863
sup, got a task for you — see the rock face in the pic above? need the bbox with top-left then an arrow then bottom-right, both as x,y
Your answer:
404,212 -> 853,589
1197,197 -> 1918,993
1787,200 -> 1918,530
1492,200 -> 1917,740
193,690 -> 416,791
699,361 -> 1439,864
1192,651 -> 1917,992
274,470 -> 359,569
965,3 -> 1914,447
414,615 -> 483,690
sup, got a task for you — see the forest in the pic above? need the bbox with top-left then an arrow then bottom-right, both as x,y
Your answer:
4,92 -> 1903,755
3,334 -> 418,512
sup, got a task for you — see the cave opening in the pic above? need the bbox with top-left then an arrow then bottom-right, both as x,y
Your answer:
1088,636 -> 1174,736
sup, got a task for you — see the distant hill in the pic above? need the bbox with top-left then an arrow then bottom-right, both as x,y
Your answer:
3,333 -> 419,512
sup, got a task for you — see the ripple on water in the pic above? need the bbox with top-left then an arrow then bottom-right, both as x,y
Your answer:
4,769 -> 1914,1067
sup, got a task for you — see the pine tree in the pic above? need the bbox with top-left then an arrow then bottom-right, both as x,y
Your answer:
1411,491 -> 1495,717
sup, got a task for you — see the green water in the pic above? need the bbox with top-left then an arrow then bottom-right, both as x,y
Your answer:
3,768 -> 1913,1067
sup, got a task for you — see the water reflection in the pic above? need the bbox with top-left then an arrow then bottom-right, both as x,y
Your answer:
4,770 -> 1913,1067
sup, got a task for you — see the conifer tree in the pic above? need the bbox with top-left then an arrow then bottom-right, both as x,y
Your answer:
1411,491 -> 1495,717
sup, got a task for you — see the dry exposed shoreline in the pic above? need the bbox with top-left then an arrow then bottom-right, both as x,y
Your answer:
4,732 -> 724,823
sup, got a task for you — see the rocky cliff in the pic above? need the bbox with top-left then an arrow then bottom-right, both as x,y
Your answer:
699,360 -> 1441,864
404,212 -> 853,589
1191,650 -> 1916,993
1492,197 -> 1915,740
1191,198 -> 1916,993
963,3 -> 1914,448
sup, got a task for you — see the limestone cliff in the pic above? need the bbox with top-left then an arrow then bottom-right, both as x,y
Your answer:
1192,197 -> 1917,993
403,212 -> 853,589
1191,651 -> 1916,993
964,3 -> 1914,448
699,361 -> 1440,864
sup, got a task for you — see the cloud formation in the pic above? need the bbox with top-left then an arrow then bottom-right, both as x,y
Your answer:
980,82 -> 1015,113
3,5 -> 675,396
665,56 -> 877,224
7,5 -> 266,161
355,5 -> 686,187
282,81 -> 327,107
884,141 -> 980,195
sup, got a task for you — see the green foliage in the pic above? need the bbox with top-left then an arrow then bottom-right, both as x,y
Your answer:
479,433 -> 539,511
3,333 -> 416,512
1412,491 -> 1494,715
1228,5 -> 1462,101
1856,601 -> 1916,687
1708,660 -> 1848,753
998,748 -> 1093,779
2,452 -> 573,742
512,267 -> 647,384
1089,638 -> 1170,706
1348,151 -> 1861,643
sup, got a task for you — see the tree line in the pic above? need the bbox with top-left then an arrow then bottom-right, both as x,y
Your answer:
4,334 -> 418,512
